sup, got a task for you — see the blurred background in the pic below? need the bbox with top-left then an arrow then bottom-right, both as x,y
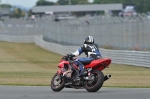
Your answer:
0,0 -> 150,86
0,0 -> 150,50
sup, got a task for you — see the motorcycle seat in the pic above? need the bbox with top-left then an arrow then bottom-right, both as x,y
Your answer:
78,58 -> 94,65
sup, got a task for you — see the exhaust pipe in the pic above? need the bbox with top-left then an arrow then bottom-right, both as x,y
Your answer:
104,74 -> 111,81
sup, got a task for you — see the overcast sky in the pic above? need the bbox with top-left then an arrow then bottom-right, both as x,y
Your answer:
0,0 -> 94,8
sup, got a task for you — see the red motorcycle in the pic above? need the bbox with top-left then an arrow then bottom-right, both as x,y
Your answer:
51,55 -> 111,92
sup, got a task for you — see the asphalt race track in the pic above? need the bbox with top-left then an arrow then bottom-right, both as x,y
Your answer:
0,86 -> 150,99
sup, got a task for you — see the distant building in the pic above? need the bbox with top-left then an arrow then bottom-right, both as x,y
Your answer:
32,4 -> 123,19
0,8 -> 10,19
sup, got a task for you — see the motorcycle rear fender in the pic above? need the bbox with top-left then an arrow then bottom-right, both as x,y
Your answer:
85,58 -> 111,71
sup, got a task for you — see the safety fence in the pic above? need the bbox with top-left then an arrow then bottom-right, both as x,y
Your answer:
0,14 -> 150,51
43,14 -> 150,50
0,18 -> 44,35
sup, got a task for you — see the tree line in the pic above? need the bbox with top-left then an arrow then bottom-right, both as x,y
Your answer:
36,0 -> 90,6
0,4 -> 26,18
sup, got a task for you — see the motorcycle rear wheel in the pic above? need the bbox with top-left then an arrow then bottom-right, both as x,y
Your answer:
51,73 -> 65,92
85,70 -> 104,92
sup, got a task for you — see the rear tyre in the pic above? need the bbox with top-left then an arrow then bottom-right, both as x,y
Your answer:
85,70 -> 104,92
51,73 -> 65,92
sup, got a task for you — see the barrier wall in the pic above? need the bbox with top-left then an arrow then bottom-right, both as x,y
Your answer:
0,35 -> 149,68
35,36 -> 150,68
0,35 -> 43,43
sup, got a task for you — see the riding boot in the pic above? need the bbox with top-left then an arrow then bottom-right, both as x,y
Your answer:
79,69 -> 87,77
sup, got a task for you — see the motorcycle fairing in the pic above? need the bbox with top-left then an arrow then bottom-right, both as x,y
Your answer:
85,58 -> 111,70
58,61 -> 69,68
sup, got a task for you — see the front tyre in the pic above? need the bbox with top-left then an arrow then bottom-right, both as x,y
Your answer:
51,73 -> 65,92
85,70 -> 104,92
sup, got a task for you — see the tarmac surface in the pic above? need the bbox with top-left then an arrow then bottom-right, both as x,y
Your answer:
0,86 -> 150,99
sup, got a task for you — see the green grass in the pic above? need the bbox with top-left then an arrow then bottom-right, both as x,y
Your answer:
0,41 -> 150,88
0,41 -> 61,86
103,64 -> 150,88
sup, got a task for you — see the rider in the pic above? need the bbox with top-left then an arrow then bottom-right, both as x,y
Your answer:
68,36 -> 102,77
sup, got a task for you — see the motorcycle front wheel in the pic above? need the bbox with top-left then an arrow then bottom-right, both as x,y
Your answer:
85,70 -> 104,92
51,73 -> 65,92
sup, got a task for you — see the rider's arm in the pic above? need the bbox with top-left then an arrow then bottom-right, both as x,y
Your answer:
72,45 -> 85,56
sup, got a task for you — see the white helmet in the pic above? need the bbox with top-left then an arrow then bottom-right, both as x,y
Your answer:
84,36 -> 94,44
